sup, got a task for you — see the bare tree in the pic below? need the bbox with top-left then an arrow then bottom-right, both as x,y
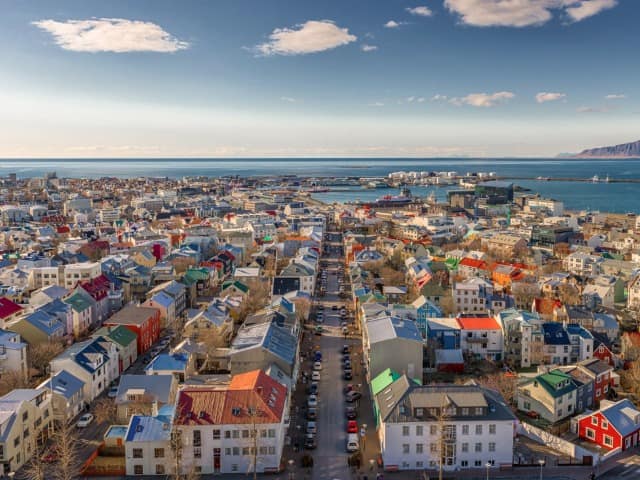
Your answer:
22,454 -> 47,480
294,298 -> 311,324
0,370 -> 32,396
29,341 -> 65,377
478,373 -> 517,411
93,397 -> 118,424
50,420 -> 81,480
620,360 -> 640,398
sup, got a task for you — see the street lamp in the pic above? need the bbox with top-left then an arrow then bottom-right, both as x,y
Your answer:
485,462 -> 492,480
538,459 -> 545,480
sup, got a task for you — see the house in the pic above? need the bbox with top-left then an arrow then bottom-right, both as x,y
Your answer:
115,374 -> 178,424
496,309 -> 540,368
592,332 -> 618,367
221,280 -> 250,299
38,369 -> 85,424
627,274 -> 640,310
229,322 -> 298,378
143,291 -> 176,329
50,336 -> 119,403
0,297 -> 23,327
63,291 -> 93,337
457,314 -> 504,361
563,252 -> 603,276
105,305 -> 161,355
577,399 -> 640,452
29,284 -> 69,308
363,314 -> 423,380
375,379 -> 516,472
6,299 -> 68,344
0,388 -> 52,473
575,358 -> 613,404
174,370 -> 288,475
405,257 -> 433,288
146,280 -> 187,319
145,353 -> 192,382
184,299 -> 233,345
0,329 -> 28,379
483,234 -> 527,258
92,325 -> 138,373
124,407 -> 175,477
453,278 -> 493,314
78,274 -> 115,323
426,317 -> 461,350
517,370 -> 577,423
621,331 -> 640,362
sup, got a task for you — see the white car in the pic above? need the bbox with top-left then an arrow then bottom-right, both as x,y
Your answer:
107,386 -> 118,398
76,413 -> 94,428
313,362 -> 322,371
311,371 -> 321,381
307,395 -> 318,407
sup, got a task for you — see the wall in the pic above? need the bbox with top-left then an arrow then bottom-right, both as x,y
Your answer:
517,422 -> 601,464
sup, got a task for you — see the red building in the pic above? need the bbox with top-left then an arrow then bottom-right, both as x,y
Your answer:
578,399 -> 640,452
577,358 -> 613,404
0,297 -> 23,325
105,304 -> 160,355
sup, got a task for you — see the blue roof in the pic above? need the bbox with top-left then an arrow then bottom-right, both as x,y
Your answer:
42,370 -> 85,400
62,337 -> 112,373
151,291 -> 174,309
392,317 -> 423,342
262,323 -> 297,364
600,399 -> 640,437
542,322 -> 570,345
566,324 -> 593,339
126,412 -> 174,442
145,353 -> 188,372
0,329 -> 26,350
116,374 -> 174,403
24,309 -> 65,337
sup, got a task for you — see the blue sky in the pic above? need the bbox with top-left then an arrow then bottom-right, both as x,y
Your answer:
0,0 -> 637,157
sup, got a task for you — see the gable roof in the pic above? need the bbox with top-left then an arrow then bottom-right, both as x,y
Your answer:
116,374 -> 175,404
0,297 -> 22,319
40,370 -> 85,400
598,399 -> 640,437
456,314 -> 500,331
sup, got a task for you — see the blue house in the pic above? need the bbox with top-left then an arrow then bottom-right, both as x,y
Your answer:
426,317 -> 461,349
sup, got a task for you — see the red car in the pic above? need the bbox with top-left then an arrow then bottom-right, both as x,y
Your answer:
347,420 -> 358,433
41,450 -> 58,463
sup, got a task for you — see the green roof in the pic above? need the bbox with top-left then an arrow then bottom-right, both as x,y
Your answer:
184,268 -> 209,281
94,325 -> 137,347
371,368 -> 402,396
222,280 -> 249,293
535,370 -> 576,399
445,258 -> 460,270
64,293 -> 92,313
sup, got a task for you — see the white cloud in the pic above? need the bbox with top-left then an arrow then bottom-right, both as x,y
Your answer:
367,102 -> 385,107
255,20 -> 356,56
361,44 -> 378,52
536,92 -> 566,103
604,93 -> 625,100
280,97 -> 296,103
565,0 -> 617,22
406,6 -> 434,16
444,0 -> 618,27
431,94 -> 449,101
384,20 -> 403,28
31,18 -> 189,53
451,91 -> 515,107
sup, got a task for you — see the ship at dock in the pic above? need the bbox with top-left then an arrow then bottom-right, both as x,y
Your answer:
366,187 -> 413,207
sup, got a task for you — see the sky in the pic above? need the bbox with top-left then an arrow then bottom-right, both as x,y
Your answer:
0,0 -> 638,158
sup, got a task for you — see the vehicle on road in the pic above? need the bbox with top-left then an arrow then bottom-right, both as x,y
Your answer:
307,395 -> 318,407
306,407 -> 317,420
314,351 -> 322,362
345,406 -> 357,419
344,384 -> 354,393
345,391 -> 362,403
313,361 -> 322,371
107,386 -> 118,398
307,383 -> 319,395
346,433 -> 359,452
343,370 -> 353,380
307,421 -> 317,434
342,326 -> 349,335
342,345 -> 350,354
332,305 -> 338,311
76,413 -> 94,428
304,434 -> 317,449
314,326 -> 323,335
41,450 -> 58,463
311,371 -> 321,381
347,420 -> 358,433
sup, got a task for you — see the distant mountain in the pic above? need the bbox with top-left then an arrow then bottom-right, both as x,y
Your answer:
572,139 -> 640,158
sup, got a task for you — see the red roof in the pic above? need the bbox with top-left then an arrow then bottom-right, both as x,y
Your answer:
459,258 -> 488,270
175,370 -> 286,425
533,297 -> 563,315
80,274 -> 111,301
456,315 -> 500,330
0,297 -> 23,319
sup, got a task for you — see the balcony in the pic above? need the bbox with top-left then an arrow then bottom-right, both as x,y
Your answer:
466,336 -> 489,343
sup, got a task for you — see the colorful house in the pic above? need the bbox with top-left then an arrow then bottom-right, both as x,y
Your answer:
578,399 -> 640,452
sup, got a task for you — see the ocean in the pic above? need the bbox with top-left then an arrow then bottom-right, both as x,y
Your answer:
1,158 -> 640,213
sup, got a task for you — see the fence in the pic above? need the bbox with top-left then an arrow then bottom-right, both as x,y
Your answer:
517,422 -> 601,465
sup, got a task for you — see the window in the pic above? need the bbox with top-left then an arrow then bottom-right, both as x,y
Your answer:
416,443 -> 424,454
416,408 -> 424,417
461,408 -> 469,415
225,448 -> 231,455
489,443 -> 496,452
260,429 -> 267,438
232,447 -> 240,456
475,425 -> 483,435
154,448 -> 164,458
489,424 -> 496,435
232,430 -> 239,439
134,465 -> 143,475
132,448 -> 143,458
268,446 -> 276,455
462,425 -> 469,435
586,428 -> 595,440
22,411 -> 28,422
242,429 -> 249,438
224,430 -> 231,439
461,443 -> 469,453
603,435 -> 613,447
242,447 -> 250,456
193,447 -> 202,459
156,465 -> 165,475
416,461 -> 424,468
602,420 -> 608,430
416,425 -> 423,436
268,429 -> 276,438
231,465 -> 239,472
193,430 -> 201,447
402,426 -> 410,436
475,460 -> 482,467
475,443 -> 482,452
430,425 -> 438,435
461,460 -> 468,467
475,407 -> 483,415
213,429 -> 221,440
402,444 -> 410,454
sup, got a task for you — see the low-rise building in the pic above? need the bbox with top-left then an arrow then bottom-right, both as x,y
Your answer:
457,314 -> 504,361
577,399 -> 640,452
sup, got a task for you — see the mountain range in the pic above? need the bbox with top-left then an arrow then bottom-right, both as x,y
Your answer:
572,139 -> 640,158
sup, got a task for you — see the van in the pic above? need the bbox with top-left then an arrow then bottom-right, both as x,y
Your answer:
346,433 -> 359,452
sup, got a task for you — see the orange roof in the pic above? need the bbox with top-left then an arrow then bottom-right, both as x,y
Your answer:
459,258 -> 488,270
456,315 -> 500,330
175,370 -> 286,426
533,297 -> 562,315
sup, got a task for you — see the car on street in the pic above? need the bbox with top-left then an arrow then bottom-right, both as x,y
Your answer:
76,413 -> 94,428
346,433 -> 359,452
307,395 -> 318,407
343,370 -> 353,380
345,391 -> 362,403
307,383 -> 319,395
41,450 -> 58,463
311,371 -> 321,381
345,406 -> 357,419
306,407 -> 317,420
314,326 -> 323,335
314,351 -> 322,362
344,384 -> 354,393
347,420 -> 358,433
306,421 -> 317,434
304,434 -> 317,450
317,304 -> 324,310
332,305 -> 338,310
313,361 -> 322,371
342,326 -> 349,335
342,345 -> 350,354
343,360 -> 352,370
107,386 -> 118,398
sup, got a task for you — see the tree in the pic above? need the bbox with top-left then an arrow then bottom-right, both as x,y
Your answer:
93,397 -> 117,425
0,369 -> 31,396
22,454 -> 47,480
438,291 -> 456,316
294,298 -> 311,324
620,360 -> 640,398
478,373 -> 517,410
50,420 -> 81,480
29,340 -> 65,377
379,266 -> 405,287
557,283 -> 581,306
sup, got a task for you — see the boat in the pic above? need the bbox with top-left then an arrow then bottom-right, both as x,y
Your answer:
369,187 -> 413,207
307,187 -> 330,193
591,175 -> 599,183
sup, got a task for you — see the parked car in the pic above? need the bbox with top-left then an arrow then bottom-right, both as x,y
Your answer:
313,362 -> 322,371
347,420 -> 358,433
344,384 -> 354,394
307,395 -> 318,407
304,434 -> 317,450
314,326 -> 323,336
314,351 -> 323,362
345,391 -> 362,403
346,433 -> 359,452
76,413 -> 94,428
307,421 -> 317,434
332,305 -> 338,311
107,386 -> 118,398
345,406 -> 357,419
311,371 -> 321,381
307,383 -> 319,395
343,370 -> 353,380
342,345 -> 350,354
306,407 -> 317,420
